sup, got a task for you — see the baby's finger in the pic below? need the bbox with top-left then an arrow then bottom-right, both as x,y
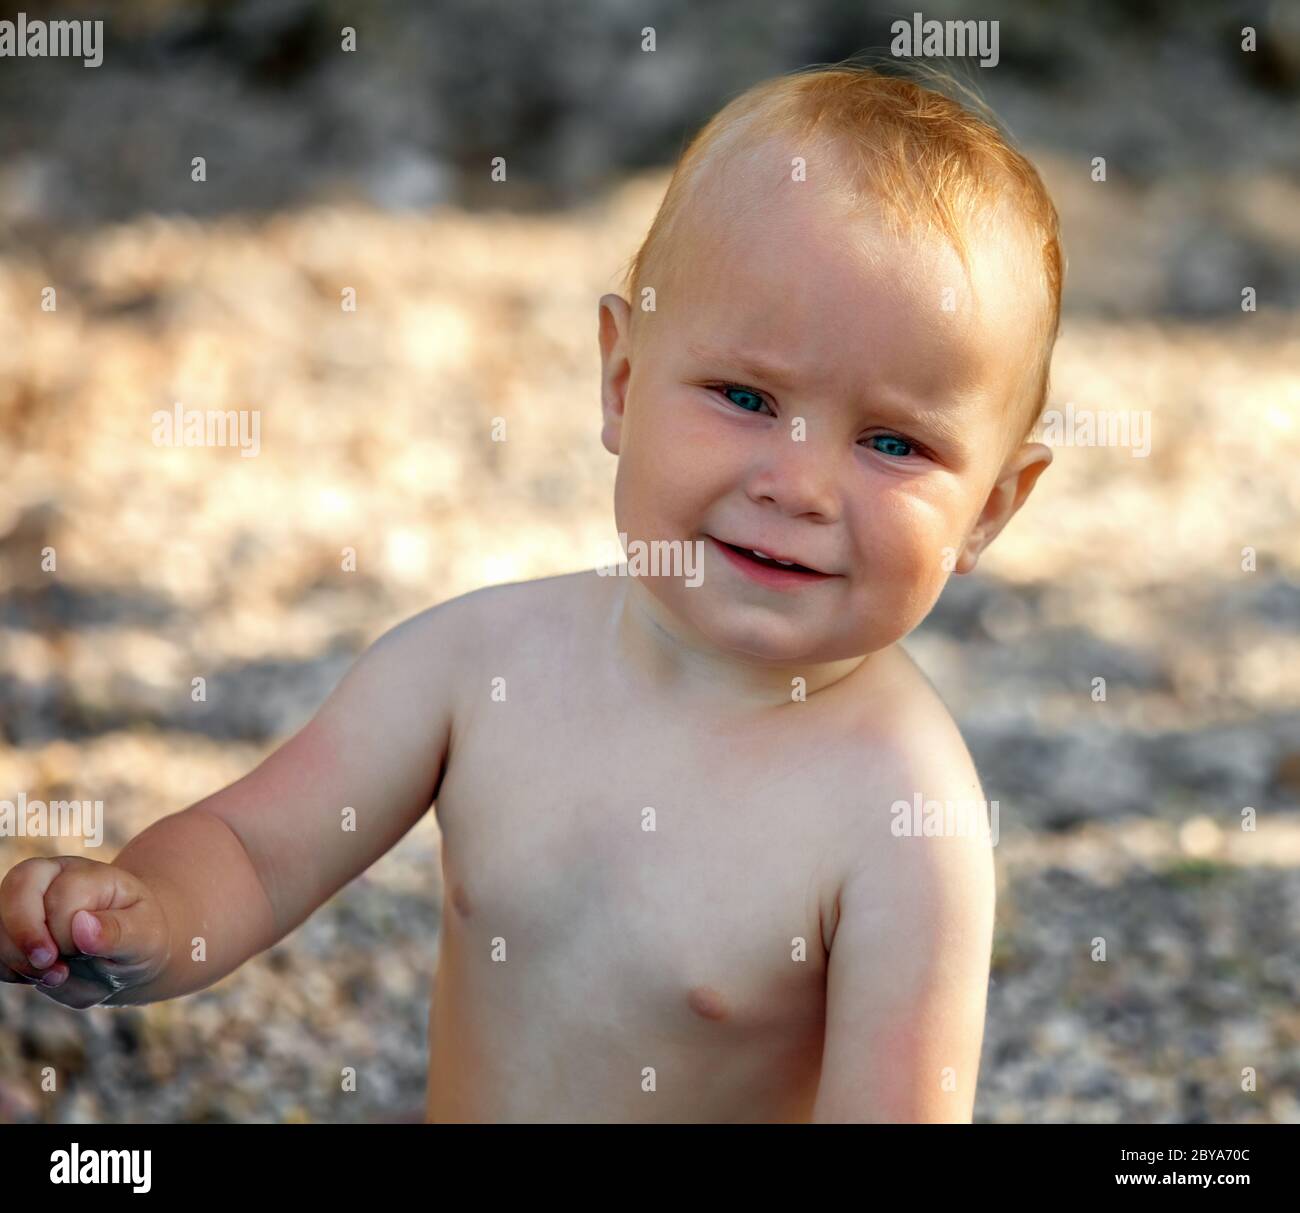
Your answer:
42,864 -> 151,961
0,959 -> 36,983
0,921 -> 75,990
0,939 -> 67,988
0,922 -> 36,978
0,857 -> 66,970
28,958 -> 69,988
70,906 -> 161,967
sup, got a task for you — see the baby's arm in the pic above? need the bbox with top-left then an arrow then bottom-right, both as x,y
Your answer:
811,755 -> 995,1123
0,600 -> 463,1008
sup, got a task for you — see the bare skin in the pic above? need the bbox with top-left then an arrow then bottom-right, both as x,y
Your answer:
0,143 -> 1052,1122
426,571 -> 993,1123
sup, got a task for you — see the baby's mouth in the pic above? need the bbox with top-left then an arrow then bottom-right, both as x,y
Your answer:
707,536 -> 833,578
721,542 -> 818,573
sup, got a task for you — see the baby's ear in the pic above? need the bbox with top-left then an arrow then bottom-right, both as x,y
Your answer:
598,294 -> 632,456
955,442 -> 1052,574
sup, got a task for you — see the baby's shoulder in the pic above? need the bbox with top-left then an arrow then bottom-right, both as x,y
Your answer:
373,570 -> 601,677
838,642 -> 983,796
436,569 -> 600,644
822,645 -> 993,933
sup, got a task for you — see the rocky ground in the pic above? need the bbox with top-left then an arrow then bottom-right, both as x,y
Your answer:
1,147 -> 1298,1120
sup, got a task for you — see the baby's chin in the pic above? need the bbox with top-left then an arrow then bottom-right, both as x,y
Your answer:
683,602 -> 874,668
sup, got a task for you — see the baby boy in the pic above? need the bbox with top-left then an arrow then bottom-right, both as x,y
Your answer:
0,65 -> 1061,1123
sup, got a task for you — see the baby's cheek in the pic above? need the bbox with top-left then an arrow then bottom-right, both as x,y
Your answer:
859,487 -> 950,573
654,398 -> 733,478
856,494 -> 955,615
615,445 -> 697,549
630,405 -> 730,521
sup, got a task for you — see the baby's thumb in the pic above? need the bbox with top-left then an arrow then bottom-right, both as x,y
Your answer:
72,906 -> 154,964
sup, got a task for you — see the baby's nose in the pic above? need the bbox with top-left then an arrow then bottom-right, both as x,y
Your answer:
744,437 -> 841,521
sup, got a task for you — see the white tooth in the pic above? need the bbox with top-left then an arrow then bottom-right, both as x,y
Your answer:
751,548 -> 796,567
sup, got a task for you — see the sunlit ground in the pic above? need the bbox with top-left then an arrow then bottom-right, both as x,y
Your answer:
2,161 -> 1298,1122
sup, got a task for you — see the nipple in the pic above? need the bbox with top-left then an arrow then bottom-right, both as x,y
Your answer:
686,985 -> 728,1021
451,883 -> 473,917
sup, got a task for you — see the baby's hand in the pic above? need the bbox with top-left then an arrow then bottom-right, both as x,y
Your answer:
0,856 -> 171,1008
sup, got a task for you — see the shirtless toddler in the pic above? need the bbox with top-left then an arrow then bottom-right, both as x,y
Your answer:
0,65 -> 1062,1123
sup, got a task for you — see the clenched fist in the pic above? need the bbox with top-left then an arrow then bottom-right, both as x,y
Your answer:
0,856 -> 171,1009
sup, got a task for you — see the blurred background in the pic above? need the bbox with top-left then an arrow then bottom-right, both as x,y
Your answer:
1,0 -> 1298,1123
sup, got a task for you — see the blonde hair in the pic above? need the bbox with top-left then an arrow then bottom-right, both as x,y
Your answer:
619,61 -> 1064,441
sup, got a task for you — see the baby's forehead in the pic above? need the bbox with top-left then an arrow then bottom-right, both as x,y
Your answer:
682,154 -> 1036,323
707,161 -> 1026,274
682,198 -> 1023,343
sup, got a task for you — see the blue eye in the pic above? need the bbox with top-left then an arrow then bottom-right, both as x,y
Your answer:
866,434 -> 915,458
718,385 -> 768,414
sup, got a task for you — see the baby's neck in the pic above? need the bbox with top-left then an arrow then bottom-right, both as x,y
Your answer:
609,579 -> 872,711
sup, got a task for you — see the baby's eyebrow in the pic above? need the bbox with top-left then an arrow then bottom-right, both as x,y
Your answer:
686,342 -> 802,389
870,395 -> 971,450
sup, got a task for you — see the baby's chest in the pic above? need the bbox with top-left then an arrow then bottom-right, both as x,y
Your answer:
433,721 -> 837,1032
